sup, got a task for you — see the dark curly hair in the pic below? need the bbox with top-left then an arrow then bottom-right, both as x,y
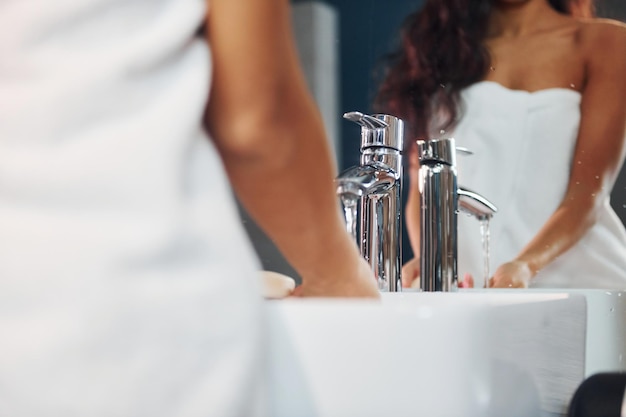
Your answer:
374,0 -> 595,141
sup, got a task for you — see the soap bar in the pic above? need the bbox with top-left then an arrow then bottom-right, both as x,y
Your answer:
260,271 -> 296,299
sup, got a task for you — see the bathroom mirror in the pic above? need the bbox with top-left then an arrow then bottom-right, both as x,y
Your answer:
241,0 -> 626,279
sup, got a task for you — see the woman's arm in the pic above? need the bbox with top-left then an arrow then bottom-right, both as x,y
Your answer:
205,0 -> 378,297
491,21 -> 626,288
402,145 -> 423,287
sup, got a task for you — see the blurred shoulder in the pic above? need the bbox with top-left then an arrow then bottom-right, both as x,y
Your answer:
577,18 -> 626,52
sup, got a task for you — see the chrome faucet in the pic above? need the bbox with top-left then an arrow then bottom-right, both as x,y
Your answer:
336,112 -> 404,292
416,137 -> 497,292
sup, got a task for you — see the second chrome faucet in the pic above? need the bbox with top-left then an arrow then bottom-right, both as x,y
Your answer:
417,137 -> 497,291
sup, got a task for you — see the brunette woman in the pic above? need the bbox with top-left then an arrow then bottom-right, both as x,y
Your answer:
377,0 -> 626,288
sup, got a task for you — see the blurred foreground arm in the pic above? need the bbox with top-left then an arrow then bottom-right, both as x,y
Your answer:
205,0 -> 378,298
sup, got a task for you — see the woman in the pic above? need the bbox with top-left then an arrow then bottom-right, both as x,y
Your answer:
0,0 -> 377,415
376,0 -> 626,289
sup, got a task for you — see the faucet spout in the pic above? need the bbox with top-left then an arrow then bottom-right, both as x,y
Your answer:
336,163 -> 397,245
458,187 -> 498,221
336,163 -> 396,197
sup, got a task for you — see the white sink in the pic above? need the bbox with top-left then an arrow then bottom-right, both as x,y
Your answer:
577,289 -> 626,376
265,292 -> 587,417
464,289 -> 626,376
504,289 -> 625,376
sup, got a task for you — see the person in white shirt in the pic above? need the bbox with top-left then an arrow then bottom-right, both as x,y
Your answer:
0,0 -> 378,415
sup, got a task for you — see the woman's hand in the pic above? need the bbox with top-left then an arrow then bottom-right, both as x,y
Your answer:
488,260 -> 533,288
291,257 -> 380,299
401,257 -> 421,289
458,273 -> 475,288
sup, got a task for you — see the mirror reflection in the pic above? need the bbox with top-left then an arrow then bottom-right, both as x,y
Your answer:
243,0 -> 626,289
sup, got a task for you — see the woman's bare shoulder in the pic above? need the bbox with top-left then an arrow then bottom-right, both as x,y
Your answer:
576,18 -> 626,91
578,18 -> 626,67
578,18 -> 626,51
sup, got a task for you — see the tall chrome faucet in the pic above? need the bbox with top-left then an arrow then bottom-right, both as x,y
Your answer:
416,138 -> 497,292
336,112 -> 404,292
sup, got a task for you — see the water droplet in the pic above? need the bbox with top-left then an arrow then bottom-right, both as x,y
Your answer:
610,308 -> 615,312
570,83 -> 576,88
622,204 -> 626,208
576,181 -> 580,185
440,83 -> 446,88
440,129 -> 445,134
490,66 -> 495,71
577,161 -> 582,165
595,176 -> 600,179
591,193 -> 596,197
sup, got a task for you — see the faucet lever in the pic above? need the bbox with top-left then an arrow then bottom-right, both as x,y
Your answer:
417,137 -> 456,165
344,112 -> 404,151
456,146 -> 473,156
343,111 -> 389,130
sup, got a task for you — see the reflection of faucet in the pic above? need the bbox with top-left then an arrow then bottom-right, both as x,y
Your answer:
416,138 -> 497,292
336,112 -> 404,292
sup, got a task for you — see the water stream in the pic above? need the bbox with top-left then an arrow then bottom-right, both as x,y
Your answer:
479,218 -> 491,288
341,195 -> 359,244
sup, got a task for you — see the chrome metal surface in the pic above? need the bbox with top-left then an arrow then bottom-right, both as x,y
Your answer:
418,157 -> 458,292
343,111 -> 388,130
456,147 -> 473,156
416,137 -> 456,165
416,138 -> 497,292
343,112 -> 404,151
337,112 -> 404,292
458,187 -> 498,221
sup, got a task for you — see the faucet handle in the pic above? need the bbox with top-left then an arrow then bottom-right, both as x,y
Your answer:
344,111 -> 404,151
344,111 -> 389,130
416,137 -> 456,165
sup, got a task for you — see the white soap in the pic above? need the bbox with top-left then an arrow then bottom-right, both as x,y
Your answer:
260,271 -> 297,299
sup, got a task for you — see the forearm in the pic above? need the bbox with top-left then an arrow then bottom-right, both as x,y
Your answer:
215,92 -> 361,282
405,183 -> 421,257
517,22 -> 626,280
205,0 -> 363,282
405,148 -> 422,258
514,199 -> 597,277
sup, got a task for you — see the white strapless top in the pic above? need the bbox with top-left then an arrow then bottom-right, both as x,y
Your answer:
455,81 -> 626,289
0,1 -> 265,415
